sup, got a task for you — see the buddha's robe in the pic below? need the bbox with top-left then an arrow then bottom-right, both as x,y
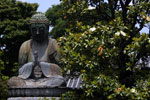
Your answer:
18,38 -> 62,79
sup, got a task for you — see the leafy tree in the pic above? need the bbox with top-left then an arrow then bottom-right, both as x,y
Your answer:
0,1 -> 38,99
45,2 -> 101,38
0,51 -> 8,100
59,0 -> 150,99
46,4 -> 67,38
0,0 -> 38,76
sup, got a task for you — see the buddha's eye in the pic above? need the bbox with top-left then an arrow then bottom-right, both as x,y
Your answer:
39,27 -> 45,33
32,28 -> 37,32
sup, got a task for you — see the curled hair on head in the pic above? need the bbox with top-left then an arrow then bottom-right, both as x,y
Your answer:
29,13 -> 49,25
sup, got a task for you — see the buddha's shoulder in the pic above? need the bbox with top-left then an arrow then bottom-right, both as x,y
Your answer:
49,38 -> 56,41
20,39 -> 31,48
48,38 -> 57,44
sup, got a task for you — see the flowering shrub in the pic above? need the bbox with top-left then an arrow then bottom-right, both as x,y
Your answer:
59,0 -> 150,99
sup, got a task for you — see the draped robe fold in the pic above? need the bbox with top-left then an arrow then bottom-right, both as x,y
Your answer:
18,38 -> 61,79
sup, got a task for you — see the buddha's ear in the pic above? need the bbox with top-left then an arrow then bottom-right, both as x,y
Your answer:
47,25 -> 49,30
46,25 -> 49,33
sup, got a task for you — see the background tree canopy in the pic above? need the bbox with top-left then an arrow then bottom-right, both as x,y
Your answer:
51,0 -> 150,99
45,4 -> 67,38
0,0 -> 38,76
0,0 -> 38,99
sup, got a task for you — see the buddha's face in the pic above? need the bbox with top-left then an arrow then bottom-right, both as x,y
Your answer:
31,23 -> 49,42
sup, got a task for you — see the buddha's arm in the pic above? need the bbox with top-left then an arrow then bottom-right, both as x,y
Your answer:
52,39 -> 61,64
18,40 -> 34,79
18,40 -> 31,68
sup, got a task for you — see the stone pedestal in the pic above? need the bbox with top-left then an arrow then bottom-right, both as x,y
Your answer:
7,87 -> 72,100
8,97 -> 60,100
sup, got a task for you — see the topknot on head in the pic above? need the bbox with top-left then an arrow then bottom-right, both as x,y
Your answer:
30,13 -> 49,25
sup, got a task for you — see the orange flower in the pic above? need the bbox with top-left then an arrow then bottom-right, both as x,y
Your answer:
97,46 -> 103,55
64,16 -> 67,19
118,88 -> 122,91
114,88 -> 122,93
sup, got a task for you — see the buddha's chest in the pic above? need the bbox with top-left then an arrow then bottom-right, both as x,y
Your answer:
31,44 -> 48,62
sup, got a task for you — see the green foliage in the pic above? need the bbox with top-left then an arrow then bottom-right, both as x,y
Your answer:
0,51 -> 9,100
0,0 -> 38,76
46,4 -> 67,38
61,91 -> 80,100
0,0 -> 38,99
59,0 -> 150,99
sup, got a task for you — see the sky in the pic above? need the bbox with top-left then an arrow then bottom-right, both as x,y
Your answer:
17,0 -> 60,13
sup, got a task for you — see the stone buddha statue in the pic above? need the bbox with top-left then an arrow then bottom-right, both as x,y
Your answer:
7,13 -> 65,88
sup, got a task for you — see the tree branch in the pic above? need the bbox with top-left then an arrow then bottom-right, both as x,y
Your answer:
108,0 -> 118,19
120,0 -> 131,25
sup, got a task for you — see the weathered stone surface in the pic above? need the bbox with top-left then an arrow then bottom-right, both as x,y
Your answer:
8,97 -> 60,100
8,13 -> 65,88
8,87 -> 71,97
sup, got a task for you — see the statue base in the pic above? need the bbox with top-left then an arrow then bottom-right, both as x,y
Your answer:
8,97 -> 60,100
8,87 -> 72,100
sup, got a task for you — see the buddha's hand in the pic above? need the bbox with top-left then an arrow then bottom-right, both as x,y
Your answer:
33,51 -> 39,67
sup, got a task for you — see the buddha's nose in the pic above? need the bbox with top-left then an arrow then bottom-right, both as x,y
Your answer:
36,30 -> 39,35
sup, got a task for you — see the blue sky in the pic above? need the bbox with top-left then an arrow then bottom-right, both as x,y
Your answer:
18,0 -> 60,13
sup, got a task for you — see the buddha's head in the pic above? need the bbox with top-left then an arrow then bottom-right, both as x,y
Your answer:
30,13 -> 49,42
